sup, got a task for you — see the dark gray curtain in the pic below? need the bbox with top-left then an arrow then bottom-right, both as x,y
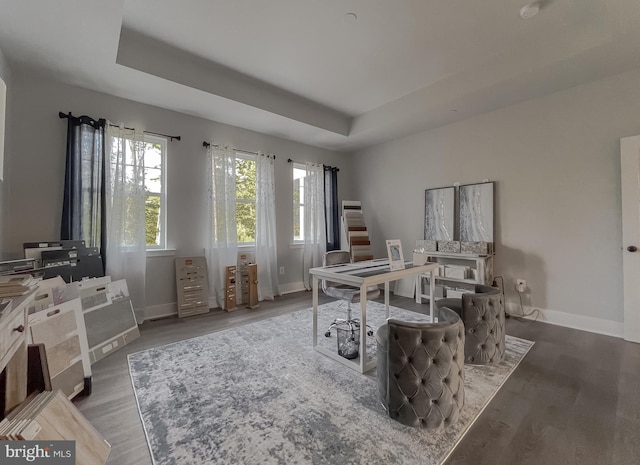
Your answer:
324,166 -> 340,251
60,113 -> 107,252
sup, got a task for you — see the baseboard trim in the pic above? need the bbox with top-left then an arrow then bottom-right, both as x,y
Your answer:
279,281 -> 307,295
143,302 -> 178,322
509,304 -> 624,339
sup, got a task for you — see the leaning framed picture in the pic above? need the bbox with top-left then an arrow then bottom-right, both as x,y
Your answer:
386,239 -> 405,271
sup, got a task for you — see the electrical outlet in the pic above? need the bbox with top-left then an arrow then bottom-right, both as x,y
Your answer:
279,266 -> 285,275
516,279 -> 526,293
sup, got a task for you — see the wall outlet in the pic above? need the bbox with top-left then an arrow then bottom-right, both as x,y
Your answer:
279,266 -> 285,275
516,279 -> 526,293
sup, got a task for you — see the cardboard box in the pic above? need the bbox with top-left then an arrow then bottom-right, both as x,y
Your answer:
444,265 -> 468,279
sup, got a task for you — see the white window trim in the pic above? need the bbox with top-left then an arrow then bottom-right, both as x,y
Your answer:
146,249 -> 176,258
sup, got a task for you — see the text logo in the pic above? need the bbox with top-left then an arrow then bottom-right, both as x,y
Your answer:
0,441 -> 75,464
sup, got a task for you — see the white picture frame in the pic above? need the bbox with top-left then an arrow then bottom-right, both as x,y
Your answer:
386,239 -> 405,271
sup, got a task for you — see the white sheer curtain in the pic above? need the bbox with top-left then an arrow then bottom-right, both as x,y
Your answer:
105,125 -> 147,322
255,153 -> 279,300
302,162 -> 327,289
206,146 -> 238,309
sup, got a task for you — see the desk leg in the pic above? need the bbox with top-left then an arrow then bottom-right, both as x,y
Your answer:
429,269 -> 436,322
415,275 -> 421,304
360,284 -> 367,374
384,281 -> 390,319
312,276 -> 318,348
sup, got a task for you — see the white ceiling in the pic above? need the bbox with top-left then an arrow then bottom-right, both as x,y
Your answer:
1,0 -> 639,151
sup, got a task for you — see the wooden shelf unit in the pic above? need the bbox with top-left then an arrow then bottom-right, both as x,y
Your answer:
224,265 -> 238,311
247,263 -> 259,309
341,201 -> 374,262
238,262 -> 259,309
175,257 -> 209,318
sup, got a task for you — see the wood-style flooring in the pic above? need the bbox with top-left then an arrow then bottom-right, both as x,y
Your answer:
75,292 -> 640,465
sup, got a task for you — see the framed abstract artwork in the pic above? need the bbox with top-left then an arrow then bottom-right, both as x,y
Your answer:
459,182 -> 494,242
424,186 -> 455,241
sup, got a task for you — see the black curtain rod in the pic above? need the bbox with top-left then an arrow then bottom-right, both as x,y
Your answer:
287,158 -> 339,171
203,141 -> 275,159
59,112 -> 181,141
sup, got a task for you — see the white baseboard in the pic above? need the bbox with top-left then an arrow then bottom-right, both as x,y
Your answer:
508,303 -> 624,339
279,281 -> 307,295
143,302 -> 178,322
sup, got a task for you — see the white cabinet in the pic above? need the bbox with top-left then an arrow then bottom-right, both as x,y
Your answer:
415,252 -> 494,303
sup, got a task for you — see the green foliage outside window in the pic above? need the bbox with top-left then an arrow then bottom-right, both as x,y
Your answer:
145,195 -> 161,246
144,142 -> 163,247
235,158 -> 256,243
293,178 -> 301,239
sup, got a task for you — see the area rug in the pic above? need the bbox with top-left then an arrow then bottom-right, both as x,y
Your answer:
128,301 -> 534,465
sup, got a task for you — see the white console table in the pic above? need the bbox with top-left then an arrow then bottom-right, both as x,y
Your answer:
311,259 -> 438,374
415,252 -> 494,304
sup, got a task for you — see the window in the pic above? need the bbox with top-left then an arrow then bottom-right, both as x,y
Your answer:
143,136 -> 167,249
109,134 -> 167,249
293,163 -> 306,242
235,154 -> 256,244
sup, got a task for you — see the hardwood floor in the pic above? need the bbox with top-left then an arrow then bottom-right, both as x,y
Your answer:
75,292 -> 640,465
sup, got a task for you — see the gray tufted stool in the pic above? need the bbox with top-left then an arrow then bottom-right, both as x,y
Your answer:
376,307 -> 465,429
436,284 -> 505,365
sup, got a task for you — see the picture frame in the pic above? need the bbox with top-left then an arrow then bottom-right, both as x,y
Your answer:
386,239 -> 405,271
459,181 -> 494,242
424,186 -> 455,241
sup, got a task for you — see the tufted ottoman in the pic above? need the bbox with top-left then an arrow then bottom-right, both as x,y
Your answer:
436,284 -> 505,365
376,307 -> 465,429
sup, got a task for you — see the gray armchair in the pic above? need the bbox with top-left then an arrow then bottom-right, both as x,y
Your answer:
436,284 -> 505,365
321,250 -> 380,337
376,307 -> 465,429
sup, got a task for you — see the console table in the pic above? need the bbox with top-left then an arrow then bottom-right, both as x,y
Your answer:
415,252 -> 494,303
310,259 -> 438,374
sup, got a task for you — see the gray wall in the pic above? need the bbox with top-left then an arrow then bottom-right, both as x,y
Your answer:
349,67 -> 640,333
5,59 -> 639,334
3,69 -> 352,317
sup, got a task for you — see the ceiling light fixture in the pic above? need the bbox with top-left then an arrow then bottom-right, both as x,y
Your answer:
520,2 -> 540,19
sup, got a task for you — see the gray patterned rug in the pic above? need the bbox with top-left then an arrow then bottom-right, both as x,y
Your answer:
128,301 -> 533,465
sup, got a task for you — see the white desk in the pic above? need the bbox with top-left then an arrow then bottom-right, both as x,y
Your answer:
310,259 -> 438,374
